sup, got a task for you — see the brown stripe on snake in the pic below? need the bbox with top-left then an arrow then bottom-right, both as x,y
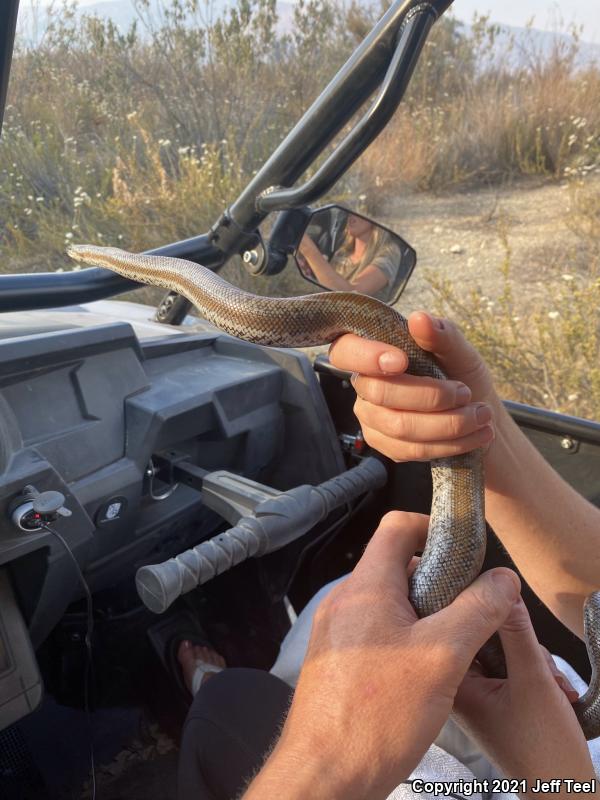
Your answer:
68,244 -> 600,740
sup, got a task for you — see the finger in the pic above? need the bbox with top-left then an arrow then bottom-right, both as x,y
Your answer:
354,397 -> 493,443
360,422 -> 494,463
329,334 -> 408,376
352,372 -> 472,412
408,312 -> 486,382
497,598 -> 549,680
427,569 -> 521,674
454,669 -> 503,720
540,645 -> 579,702
407,555 -> 421,579
353,511 -> 429,592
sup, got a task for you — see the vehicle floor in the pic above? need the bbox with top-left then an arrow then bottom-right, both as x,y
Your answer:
1,694 -> 178,800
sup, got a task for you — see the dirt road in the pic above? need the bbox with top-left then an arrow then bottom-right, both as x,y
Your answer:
382,176 -> 596,314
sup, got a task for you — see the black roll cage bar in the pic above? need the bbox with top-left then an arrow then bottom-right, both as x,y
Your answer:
0,0 -> 454,319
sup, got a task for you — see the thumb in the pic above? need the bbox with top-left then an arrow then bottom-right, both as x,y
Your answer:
426,568 -> 521,673
407,312 -> 487,385
497,597 -> 548,678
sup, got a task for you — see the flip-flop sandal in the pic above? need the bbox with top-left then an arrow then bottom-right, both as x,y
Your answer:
189,652 -> 224,696
166,633 -> 225,699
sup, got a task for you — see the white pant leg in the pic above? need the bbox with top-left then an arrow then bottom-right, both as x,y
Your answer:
270,576 -> 348,686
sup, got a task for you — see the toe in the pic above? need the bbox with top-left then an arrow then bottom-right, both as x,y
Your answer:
194,644 -> 225,668
177,641 -> 198,693
177,639 -> 193,666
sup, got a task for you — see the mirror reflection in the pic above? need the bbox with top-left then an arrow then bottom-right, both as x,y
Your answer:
294,206 -> 416,304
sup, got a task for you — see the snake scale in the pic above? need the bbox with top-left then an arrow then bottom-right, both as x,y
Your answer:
69,244 -> 600,739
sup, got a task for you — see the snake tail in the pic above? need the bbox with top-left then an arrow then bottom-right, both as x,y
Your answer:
574,592 -> 600,738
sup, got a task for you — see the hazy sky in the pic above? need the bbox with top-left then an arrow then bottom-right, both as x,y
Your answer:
29,0 -> 600,41
452,0 -> 599,40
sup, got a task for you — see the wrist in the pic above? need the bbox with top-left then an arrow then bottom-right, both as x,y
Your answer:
244,725 -> 409,800
243,743 -> 368,800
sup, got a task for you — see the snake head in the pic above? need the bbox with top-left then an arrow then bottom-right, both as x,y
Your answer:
66,244 -> 93,266
66,244 -> 126,270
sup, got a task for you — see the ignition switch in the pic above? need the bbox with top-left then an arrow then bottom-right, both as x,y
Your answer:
339,430 -> 365,456
9,485 -> 72,532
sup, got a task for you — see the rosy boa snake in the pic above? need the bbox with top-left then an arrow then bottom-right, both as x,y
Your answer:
69,244 -> 600,739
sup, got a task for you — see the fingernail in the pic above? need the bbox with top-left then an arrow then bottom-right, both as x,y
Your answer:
557,677 -> 579,702
350,372 -> 358,387
475,404 -> 492,425
491,570 -> 521,601
378,351 -> 406,374
556,674 -> 578,696
456,384 -> 471,404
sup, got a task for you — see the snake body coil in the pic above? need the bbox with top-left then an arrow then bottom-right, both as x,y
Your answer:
68,244 -> 600,739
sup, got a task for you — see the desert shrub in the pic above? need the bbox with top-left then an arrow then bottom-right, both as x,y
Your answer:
425,181 -> 600,419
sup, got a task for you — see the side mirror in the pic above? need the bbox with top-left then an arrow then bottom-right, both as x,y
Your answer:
292,205 -> 416,305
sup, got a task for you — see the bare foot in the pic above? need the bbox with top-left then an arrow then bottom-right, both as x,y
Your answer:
177,640 -> 227,694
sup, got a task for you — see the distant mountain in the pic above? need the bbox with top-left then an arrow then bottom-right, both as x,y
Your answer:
464,21 -> 600,67
17,0 -> 600,66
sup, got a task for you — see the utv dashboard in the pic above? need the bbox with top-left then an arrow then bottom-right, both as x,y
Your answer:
0,323 -> 344,680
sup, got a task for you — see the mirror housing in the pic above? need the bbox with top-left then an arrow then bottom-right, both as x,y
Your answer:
291,205 -> 416,305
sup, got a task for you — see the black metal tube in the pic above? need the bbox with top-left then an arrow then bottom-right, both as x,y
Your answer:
0,233 -> 222,313
257,6 -> 435,212
225,0 -> 434,235
0,0 -> 19,137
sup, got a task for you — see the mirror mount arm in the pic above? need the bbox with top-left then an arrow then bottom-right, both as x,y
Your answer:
262,208 -> 314,277
256,4 -> 436,215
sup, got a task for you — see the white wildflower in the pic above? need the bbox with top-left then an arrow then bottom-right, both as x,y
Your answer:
548,311 -> 560,320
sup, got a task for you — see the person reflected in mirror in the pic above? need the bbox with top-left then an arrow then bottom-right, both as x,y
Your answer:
298,214 -> 403,300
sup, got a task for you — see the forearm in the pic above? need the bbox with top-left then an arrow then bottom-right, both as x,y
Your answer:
244,753 -> 355,799
243,737 -> 387,800
485,395 -> 600,637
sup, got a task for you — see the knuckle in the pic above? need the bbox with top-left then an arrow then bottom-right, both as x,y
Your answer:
409,441 -> 427,461
501,603 -> 531,635
365,379 -> 386,406
429,386 -> 448,410
379,510 -> 406,529
448,412 -> 468,439
353,398 -> 365,421
470,583 -> 505,629
391,413 -> 409,439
